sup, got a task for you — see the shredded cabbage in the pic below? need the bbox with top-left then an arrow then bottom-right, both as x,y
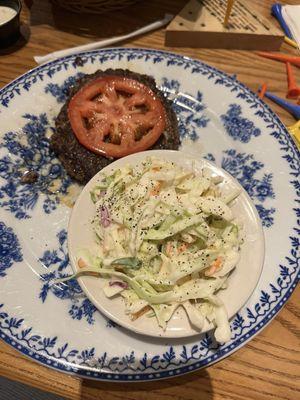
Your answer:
79,157 -> 243,343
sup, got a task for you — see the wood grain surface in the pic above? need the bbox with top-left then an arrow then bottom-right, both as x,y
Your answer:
0,1 -> 299,399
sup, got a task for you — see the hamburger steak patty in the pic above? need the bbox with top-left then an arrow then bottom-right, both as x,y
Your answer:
50,69 -> 180,184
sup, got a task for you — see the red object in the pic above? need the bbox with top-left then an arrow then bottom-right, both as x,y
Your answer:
258,83 -> 267,99
68,75 -> 166,158
256,52 -> 300,68
286,62 -> 300,99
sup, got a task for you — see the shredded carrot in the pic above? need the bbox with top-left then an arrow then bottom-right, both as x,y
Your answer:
205,266 -> 217,276
150,182 -> 161,196
78,258 -> 86,269
214,257 -> 223,269
258,83 -> 267,99
178,243 -> 188,253
205,257 -> 223,277
152,167 -> 161,171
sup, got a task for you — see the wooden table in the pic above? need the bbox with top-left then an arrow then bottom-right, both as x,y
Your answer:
0,1 -> 299,399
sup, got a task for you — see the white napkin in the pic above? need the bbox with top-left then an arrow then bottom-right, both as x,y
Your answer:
282,5 -> 300,49
34,14 -> 173,64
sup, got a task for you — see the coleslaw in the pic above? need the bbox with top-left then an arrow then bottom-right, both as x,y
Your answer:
75,157 -> 243,343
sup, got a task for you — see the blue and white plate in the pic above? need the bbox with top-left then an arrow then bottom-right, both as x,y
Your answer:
0,48 -> 299,381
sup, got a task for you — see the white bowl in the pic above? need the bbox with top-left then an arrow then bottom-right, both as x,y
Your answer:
68,150 -> 265,338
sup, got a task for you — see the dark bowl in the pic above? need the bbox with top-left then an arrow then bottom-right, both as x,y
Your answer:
0,0 -> 22,48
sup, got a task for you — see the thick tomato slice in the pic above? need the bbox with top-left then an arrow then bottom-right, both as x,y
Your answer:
68,75 -> 166,158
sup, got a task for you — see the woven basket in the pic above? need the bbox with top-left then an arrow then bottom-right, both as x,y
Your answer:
51,0 -> 139,14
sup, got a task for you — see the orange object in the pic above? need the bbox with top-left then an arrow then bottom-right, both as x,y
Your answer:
68,75 -> 166,159
256,52 -> 300,68
178,243 -> 188,253
205,256 -> 223,277
258,83 -> 267,99
150,182 -> 162,196
78,258 -> 86,269
286,62 -> 300,99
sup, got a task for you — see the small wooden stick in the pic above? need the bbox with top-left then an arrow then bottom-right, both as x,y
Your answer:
223,0 -> 235,27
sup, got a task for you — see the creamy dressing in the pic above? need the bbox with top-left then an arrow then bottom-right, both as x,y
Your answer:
0,6 -> 17,26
